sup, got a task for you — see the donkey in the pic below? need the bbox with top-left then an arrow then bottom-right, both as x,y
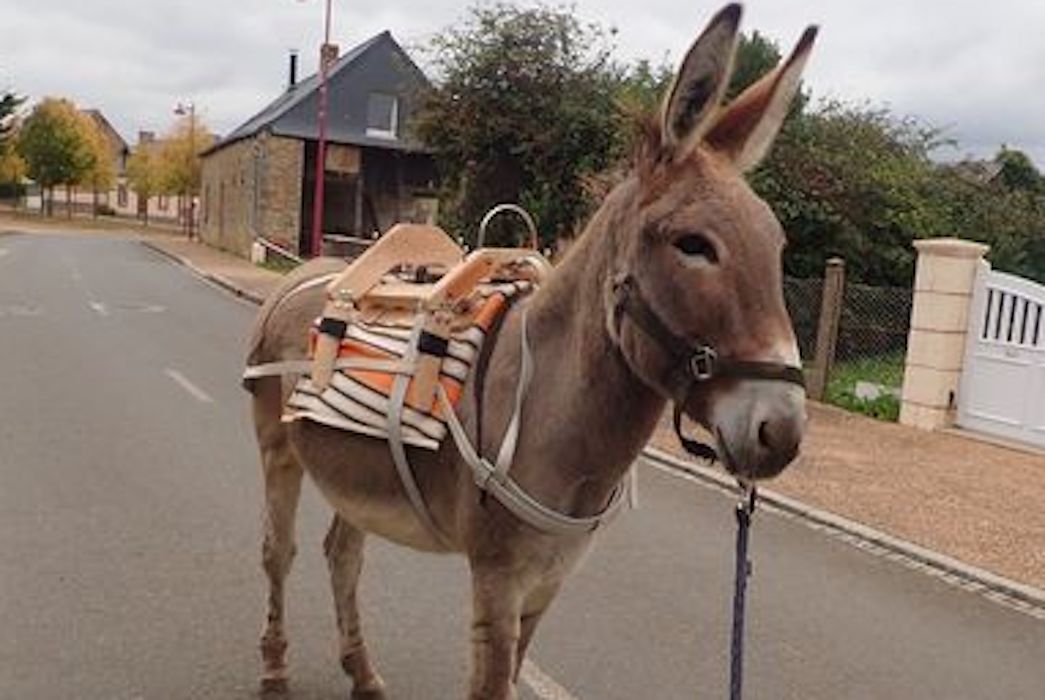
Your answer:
244,5 -> 815,698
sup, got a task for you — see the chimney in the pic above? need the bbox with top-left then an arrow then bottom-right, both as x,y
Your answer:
288,50 -> 299,90
320,42 -> 339,72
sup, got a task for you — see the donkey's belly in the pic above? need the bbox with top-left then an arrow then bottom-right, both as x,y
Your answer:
289,421 -> 458,553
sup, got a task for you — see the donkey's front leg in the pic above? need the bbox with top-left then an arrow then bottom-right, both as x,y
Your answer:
469,568 -> 526,700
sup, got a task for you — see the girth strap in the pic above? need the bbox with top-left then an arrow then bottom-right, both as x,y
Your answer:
439,310 -> 626,536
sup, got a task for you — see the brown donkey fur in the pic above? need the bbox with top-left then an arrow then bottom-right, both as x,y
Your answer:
244,5 -> 816,698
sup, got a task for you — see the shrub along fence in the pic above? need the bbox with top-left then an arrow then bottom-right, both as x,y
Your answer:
784,258 -> 912,420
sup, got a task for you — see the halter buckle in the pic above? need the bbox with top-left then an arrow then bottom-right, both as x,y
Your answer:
689,346 -> 717,381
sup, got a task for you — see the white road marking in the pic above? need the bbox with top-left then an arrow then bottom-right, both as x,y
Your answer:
0,304 -> 42,318
89,301 -> 110,317
520,659 -> 581,700
164,368 -> 215,404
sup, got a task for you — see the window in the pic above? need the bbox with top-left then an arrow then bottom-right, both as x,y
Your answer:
158,195 -> 169,212
117,185 -> 128,208
366,93 -> 398,139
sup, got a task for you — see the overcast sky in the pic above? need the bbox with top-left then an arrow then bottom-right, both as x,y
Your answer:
2,0 -> 1043,165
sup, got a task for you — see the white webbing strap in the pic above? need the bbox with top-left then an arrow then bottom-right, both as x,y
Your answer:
243,357 -> 413,381
493,306 -> 534,480
436,311 -> 626,537
386,314 -> 452,547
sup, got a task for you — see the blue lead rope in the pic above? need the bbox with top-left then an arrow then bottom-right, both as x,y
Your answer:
729,485 -> 757,700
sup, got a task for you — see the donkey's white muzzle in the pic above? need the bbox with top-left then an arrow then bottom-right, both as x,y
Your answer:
712,380 -> 806,480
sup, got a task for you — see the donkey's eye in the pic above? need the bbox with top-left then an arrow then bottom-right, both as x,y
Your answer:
673,234 -> 719,263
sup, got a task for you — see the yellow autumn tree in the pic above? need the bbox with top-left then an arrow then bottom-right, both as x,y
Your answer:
156,113 -> 214,233
126,140 -> 162,225
75,112 -> 118,216
0,142 -> 26,184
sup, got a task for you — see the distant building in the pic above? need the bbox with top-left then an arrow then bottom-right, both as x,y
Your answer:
200,31 -> 438,259
111,130 -> 195,226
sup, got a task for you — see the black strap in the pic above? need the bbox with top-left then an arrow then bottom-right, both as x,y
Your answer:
613,274 -> 805,391
673,401 -> 718,462
418,331 -> 450,358
714,360 -> 805,387
318,316 -> 348,339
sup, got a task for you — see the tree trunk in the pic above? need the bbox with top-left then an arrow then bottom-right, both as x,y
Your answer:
93,187 -> 99,218
66,184 -> 73,219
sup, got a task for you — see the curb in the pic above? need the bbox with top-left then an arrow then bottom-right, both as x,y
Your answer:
641,446 -> 1045,614
146,236 -> 1045,616
140,239 -> 268,305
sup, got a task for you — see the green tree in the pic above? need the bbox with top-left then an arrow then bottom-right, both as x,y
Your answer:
750,101 -> 950,285
994,146 -> 1042,192
0,89 -> 24,146
0,90 -> 26,189
17,98 -> 93,215
727,31 -> 782,99
415,2 -> 621,246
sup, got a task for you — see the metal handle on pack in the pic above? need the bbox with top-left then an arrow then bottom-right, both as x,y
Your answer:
478,203 -> 539,250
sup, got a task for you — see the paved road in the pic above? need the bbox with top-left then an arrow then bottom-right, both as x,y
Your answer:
1,231 -> 1043,699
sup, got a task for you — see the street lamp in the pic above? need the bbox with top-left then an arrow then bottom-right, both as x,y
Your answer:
174,101 -> 196,240
308,0 -> 334,258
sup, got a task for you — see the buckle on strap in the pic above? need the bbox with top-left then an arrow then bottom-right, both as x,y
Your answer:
689,346 -> 717,381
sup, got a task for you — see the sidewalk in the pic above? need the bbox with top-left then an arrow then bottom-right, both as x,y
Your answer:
40,224 -> 1045,594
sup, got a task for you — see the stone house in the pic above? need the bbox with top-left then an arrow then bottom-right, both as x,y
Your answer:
199,31 -> 437,259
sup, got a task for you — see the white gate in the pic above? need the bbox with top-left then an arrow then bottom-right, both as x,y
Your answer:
957,263 -> 1045,448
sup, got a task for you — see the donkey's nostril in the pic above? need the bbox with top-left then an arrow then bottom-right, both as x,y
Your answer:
757,420 -> 772,449
757,416 -> 801,461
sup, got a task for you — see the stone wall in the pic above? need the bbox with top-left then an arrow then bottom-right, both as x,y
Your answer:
258,135 -> 303,253
200,137 -> 256,257
200,134 -> 305,258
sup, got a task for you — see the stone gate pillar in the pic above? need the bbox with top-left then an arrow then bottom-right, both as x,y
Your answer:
899,238 -> 989,430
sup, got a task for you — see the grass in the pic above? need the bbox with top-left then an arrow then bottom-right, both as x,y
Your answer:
258,256 -> 300,274
824,352 -> 905,421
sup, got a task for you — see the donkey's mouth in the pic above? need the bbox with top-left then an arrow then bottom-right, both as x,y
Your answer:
715,424 -> 798,481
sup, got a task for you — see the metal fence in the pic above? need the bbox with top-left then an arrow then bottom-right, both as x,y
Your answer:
784,260 -> 912,420
783,276 -> 824,363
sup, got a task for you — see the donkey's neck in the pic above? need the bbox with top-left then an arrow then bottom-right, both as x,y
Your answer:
515,194 -> 665,517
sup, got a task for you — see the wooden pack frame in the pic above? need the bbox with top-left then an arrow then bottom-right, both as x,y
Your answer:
311,223 -> 552,410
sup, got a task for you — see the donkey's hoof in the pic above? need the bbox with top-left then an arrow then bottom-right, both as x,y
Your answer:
259,675 -> 289,695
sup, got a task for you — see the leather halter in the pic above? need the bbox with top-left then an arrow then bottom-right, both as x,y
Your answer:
611,274 -> 805,461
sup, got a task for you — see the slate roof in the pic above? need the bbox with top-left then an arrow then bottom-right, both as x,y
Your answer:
207,31 -> 431,156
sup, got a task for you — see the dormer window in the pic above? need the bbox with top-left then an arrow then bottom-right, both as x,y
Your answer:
366,93 -> 398,139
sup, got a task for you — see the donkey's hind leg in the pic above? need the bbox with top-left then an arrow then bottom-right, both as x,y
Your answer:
254,381 -> 305,693
324,515 -> 387,699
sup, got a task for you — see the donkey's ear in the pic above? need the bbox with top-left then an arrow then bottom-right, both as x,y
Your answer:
704,25 -> 818,172
660,4 -> 743,158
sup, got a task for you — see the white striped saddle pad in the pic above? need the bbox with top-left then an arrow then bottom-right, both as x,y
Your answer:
283,281 -> 531,450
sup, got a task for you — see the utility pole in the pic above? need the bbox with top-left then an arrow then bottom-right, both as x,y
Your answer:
174,102 -> 196,240
309,0 -> 334,258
